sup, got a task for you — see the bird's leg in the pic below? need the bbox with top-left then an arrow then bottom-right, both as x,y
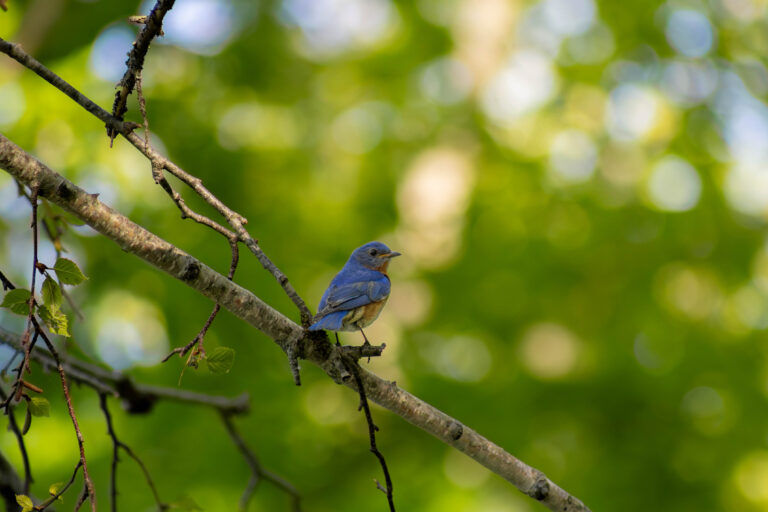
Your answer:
335,332 -> 341,347
359,328 -> 372,363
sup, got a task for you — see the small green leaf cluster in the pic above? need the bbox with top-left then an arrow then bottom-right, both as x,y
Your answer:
0,257 -> 87,337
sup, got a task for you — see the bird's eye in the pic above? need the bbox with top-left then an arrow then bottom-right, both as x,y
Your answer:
369,249 -> 378,256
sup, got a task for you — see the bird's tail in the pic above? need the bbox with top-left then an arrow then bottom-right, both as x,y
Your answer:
308,311 -> 346,331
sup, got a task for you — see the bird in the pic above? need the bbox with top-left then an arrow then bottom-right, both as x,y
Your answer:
309,241 -> 401,345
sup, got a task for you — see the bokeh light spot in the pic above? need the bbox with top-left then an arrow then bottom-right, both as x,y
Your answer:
305,380 -> 356,425
397,146 -> 475,268
89,26 -> 136,82
279,0 -> 398,57
419,334 -> 492,382
331,102 -> 389,154
548,129 -> 597,184
481,50 -> 558,125
646,156 -> 701,212
665,9 -> 714,58
443,449 -> 491,488
519,323 -> 580,380
661,60 -> 718,106
681,386 -> 734,436
733,451 -> 768,505
605,84 -> 660,141
655,263 -> 721,320
0,82 -> 26,128
419,57 -> 474,106
541,0 -> 596,37
87,291 -> 169,370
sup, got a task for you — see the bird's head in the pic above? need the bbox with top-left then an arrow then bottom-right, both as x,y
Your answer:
351,241 -> 401,272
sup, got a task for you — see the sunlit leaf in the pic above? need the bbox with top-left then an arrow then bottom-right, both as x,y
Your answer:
49,482 -> 64,499
1,288 -> 31,315
206,346 -> 235,374
53,258 -> 87,285
42,276 -> 62,309
38,304 -> 70,337
28,396 -> 50,417
16,494 -> 34,512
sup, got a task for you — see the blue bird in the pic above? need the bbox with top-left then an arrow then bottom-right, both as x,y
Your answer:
309,241 -> 401,345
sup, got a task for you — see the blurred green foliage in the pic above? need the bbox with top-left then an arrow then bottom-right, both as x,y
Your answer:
3,0 -> 768,511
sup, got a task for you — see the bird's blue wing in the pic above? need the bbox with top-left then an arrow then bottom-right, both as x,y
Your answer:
309,275 -> 390,331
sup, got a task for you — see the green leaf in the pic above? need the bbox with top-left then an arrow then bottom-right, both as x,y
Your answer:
48,482 -> 64,499
206,347 -> 235,374
28,397 -> 50,417
1,289 -> 31,315
168,496 -> 203,511
41,276 -> 62,310
15,494 -> 34,512
53,258 -> 87,286
39,305 -> 70,337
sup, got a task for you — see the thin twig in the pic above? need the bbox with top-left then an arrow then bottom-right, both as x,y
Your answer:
3,185 -> 42,409
0,38 -> 137,135
0,386 -> 32,493
74,484 -> 88,511
35,461 -> 82,511
136,70 -> 150,151
109,0 -> 176,139
0,269 -> 14,290
99,393 -> 166,511
0,325 -> 251,415
33,318 -> 97,512
163,240 -> 239,362
220,412 -> 301,512
0,54 -> 594,510
29,185 -> 39,303
344,357 -> 395,511
0,348 -> 19,376
0,38 -> 313,325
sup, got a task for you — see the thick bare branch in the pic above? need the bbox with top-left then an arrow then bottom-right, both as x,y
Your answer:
0,135 -> 591,512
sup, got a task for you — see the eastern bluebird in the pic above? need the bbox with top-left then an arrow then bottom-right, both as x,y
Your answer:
309,241 -> 401,345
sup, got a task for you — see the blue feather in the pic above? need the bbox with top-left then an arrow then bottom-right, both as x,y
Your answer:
308,311 -> 347,331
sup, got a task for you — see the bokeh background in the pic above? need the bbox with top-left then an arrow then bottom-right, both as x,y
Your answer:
2,0 -> 768,510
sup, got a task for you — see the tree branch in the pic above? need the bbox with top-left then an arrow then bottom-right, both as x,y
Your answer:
0,135 -> 592,512
109,0 -> 176,139
0,451 -> 27,512
0,37 -> 313,326
0,325 -> 250,415
99,394 -> 166,511
344,357 -> 395,511
31,318 -> 97,512
220,412 -> 301,512
0,386 -> 32,495
0,39 -> 136,135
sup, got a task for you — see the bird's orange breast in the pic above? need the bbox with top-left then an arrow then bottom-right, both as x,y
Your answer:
342,298 -> 389,330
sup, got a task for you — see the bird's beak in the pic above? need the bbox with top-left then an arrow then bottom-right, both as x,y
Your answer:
384,251 -> 401,259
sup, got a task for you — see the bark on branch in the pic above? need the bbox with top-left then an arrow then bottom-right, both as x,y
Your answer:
0,134 -> 591,512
